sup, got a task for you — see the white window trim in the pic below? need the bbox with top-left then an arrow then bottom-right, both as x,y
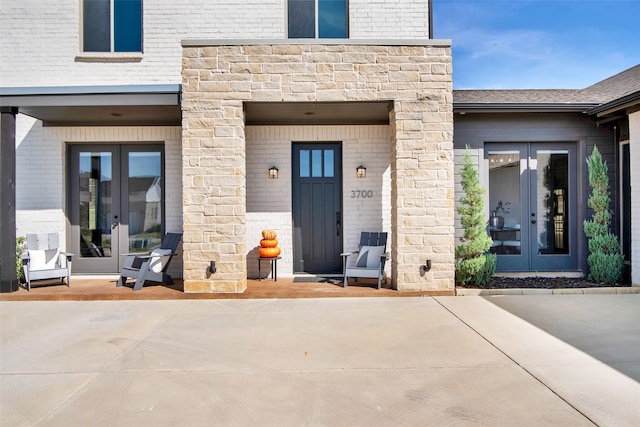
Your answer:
75,52 -> 143,63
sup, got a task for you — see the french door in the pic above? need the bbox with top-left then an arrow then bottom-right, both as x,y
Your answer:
486,143 -> 577,271
292,143 -> 343,273
68,144 -> 164,274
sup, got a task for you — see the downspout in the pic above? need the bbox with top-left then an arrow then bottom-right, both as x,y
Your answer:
428,0 -> 434,39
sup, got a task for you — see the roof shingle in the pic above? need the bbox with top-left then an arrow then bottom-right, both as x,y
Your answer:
454,64 -> 640,106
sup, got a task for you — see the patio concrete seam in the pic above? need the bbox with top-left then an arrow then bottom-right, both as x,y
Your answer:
101,300 -> 192,372
33,372 -> 101,425
37,301 -> 193,423
431,297 -> 599,426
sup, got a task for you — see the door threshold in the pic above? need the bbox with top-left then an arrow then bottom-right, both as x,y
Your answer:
294,273 -> 343,278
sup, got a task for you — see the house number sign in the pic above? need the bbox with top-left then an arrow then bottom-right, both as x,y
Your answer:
350,190 -> 374,199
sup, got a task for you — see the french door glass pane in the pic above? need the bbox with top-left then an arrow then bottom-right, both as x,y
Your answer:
488,151 -> 521,255
78,152 -> 112,258
536,150 -> 569,254
128,152 -> 162,253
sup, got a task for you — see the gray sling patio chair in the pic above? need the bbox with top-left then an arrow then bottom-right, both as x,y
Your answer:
341,231 -> 389,289
116,232 -> 182,291
21,233 -> 73,291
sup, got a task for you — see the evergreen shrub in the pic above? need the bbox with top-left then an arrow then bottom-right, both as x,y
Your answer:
583,146 -> 623,284
455,152 -> 495,286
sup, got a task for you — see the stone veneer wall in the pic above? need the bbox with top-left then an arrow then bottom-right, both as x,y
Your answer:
181,41 -> 453,293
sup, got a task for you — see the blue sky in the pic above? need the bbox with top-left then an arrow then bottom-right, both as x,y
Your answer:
433,0 -> 640,89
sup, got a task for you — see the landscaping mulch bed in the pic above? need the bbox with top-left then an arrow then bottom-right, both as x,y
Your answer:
459,276 -> 629,289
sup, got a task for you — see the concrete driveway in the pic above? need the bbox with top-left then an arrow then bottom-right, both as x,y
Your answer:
1,295 -> 639,426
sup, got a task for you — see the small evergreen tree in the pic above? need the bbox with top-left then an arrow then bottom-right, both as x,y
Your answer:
583,146 -> 623,284
455,152 -> 495,286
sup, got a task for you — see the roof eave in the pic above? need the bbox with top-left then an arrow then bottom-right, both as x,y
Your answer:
587,90 -> 640,117
453,103 -> 600,114
0,84 -> 181,108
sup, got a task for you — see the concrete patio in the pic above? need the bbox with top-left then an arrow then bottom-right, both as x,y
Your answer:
2,295 -> 639,426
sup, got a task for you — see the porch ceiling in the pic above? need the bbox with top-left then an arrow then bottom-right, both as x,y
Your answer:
244,101 -> 392,126
16,105 -> 181,126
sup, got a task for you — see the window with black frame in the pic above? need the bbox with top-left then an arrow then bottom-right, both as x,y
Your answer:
288,0 -> 348,38
83,0 -> 142,52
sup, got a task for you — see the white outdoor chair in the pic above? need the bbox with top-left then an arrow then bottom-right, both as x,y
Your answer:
341,232 -> 389,289
116,232 -> 182,291
21,233 -> 73,291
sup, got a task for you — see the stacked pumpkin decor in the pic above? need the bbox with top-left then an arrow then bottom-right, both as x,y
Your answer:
259,229 -> 281,258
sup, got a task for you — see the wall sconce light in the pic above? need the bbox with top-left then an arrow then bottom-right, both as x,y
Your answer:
356,165 -> 366,178
269,166 -> 279,179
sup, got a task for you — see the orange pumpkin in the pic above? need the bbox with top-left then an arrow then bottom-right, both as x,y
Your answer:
259,247 -> 281,258
262,229 -> 277,240
260,239 -> 278,248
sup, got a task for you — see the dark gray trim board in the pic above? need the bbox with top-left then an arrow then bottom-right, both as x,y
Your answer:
454,103 -> 599,114
0,85 -> 182,126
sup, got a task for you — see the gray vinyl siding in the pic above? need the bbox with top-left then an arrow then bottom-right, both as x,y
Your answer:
453,112 -> 617,274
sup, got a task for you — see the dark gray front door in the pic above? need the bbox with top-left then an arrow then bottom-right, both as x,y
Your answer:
292,143 -> 342,273
487,143 -> 577,271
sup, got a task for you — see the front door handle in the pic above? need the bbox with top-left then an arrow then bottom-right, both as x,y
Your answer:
336,212 -> 341,237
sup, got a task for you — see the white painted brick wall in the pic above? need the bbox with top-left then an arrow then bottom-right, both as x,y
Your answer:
350,0 -> 430,39
1,0 -> 432,87
14,116 -> 184,275
245,125 -> 391,278
1,0 -> 284,86
630,111 -> 640,285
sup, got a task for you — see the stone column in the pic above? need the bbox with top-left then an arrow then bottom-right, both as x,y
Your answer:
391,96 -> 455,293
182,47 -> 247,292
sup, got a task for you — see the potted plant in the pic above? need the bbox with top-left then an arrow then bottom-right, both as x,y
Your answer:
489,200 -> 510,229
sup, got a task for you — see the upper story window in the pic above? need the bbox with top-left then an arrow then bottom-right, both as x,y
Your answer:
82,0 -> 142,52
288,0 -> 348,38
